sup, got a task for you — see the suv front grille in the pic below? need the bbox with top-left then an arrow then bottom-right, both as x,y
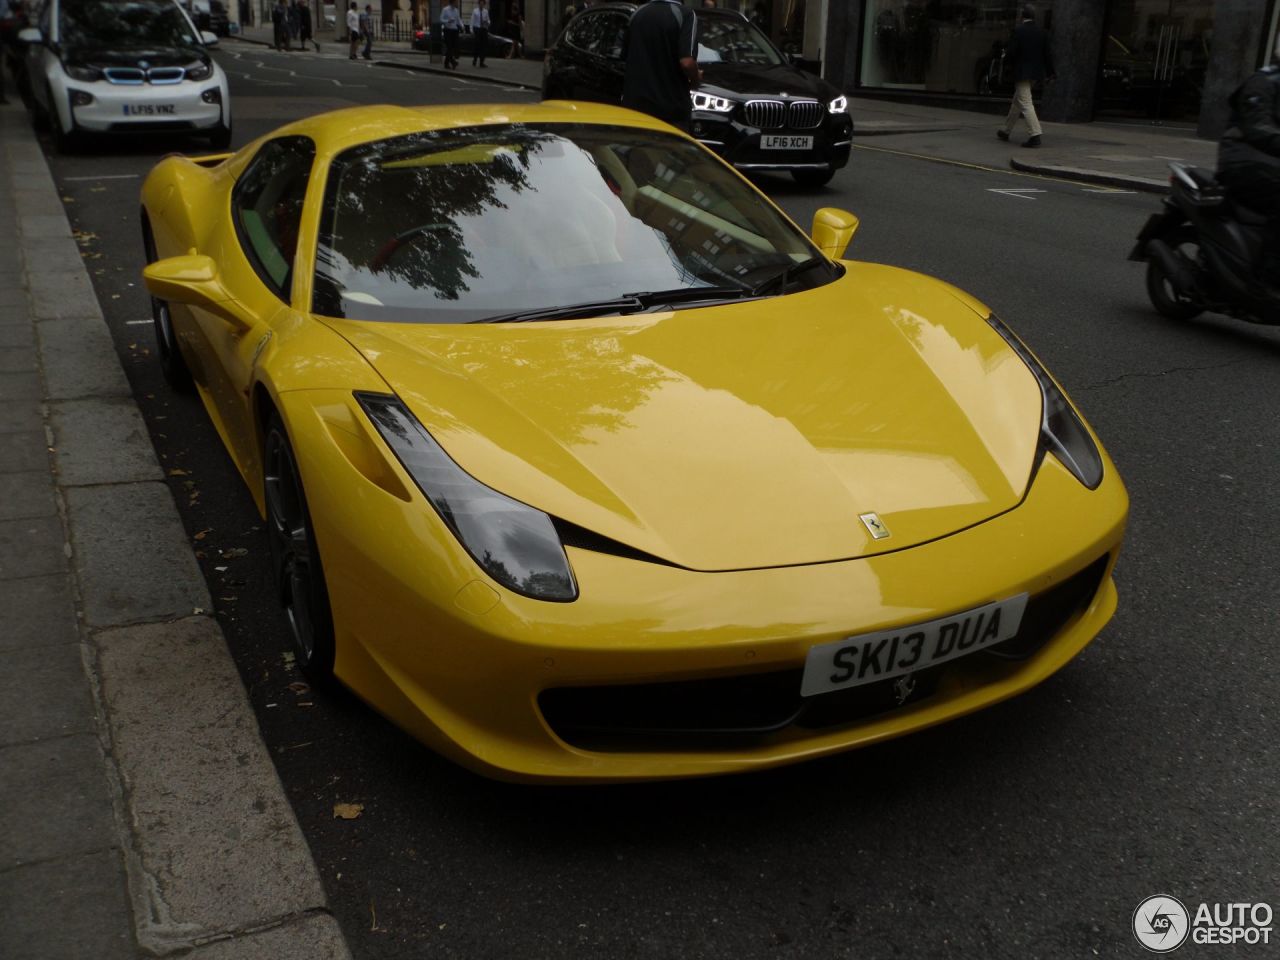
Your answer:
742,99 -> 824,130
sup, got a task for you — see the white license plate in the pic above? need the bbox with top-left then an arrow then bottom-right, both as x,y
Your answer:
800,594 -> 1029,697
760,134 -> 814,150
123,103 -> 177,116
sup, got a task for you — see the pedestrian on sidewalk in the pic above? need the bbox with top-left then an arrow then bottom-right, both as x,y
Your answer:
440,0 -> 461,69
360,2 -> 373,58
997,5 -> 1053,149
0,0 -> 15,104
347,1 -> 360,59
297,0 -> 317,51
271,0 -> 291,50
503,0 -> 522,58
287,0 -> 300,45
471,0 -> 490,67
621,0 -> 698,129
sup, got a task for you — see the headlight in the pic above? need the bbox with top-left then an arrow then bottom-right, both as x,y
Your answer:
691,91 -> 733,113
356,392 -> 578,601
828,95 -> 848,114
985,313 -> 1103,489
186,60 -> 212,81
64,64 -> 101,82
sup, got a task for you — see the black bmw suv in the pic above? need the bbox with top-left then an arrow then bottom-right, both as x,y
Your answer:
542,4 -> 852,186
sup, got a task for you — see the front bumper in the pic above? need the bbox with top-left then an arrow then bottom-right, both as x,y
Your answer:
283,389 -> 1127,783
64,80 -> 226,133
690,108 -> 854,172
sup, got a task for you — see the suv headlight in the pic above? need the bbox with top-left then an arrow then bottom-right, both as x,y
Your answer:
828,95 -> 848,114
186,60 -> 212,81
691,91 -> 733,113
64,64 -> 102,82
985,313 -> 1103,489
357,392 -> 578,601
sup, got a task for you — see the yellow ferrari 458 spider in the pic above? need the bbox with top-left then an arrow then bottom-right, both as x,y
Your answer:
140,102 -> 1128,782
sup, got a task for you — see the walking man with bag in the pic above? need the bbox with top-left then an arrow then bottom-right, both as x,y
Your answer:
440,0 -> 461,69
997,5 -> 1054,148
360,3 -> 374,59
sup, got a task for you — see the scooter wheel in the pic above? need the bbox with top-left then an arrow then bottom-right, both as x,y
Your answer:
1146,228 -> 1203,322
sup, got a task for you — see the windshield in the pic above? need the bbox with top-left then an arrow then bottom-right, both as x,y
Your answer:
60,0 -> 201,48
314,124 -> 827,324
696,17 -> 783,66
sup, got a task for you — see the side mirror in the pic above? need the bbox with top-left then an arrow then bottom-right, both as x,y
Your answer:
811,207 -> 859,260
201,30 -> 219,45
143,254 -> 246,327
17,27 -> 44,44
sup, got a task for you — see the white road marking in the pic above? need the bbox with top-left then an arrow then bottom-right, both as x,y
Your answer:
125,319 -> 151,325
1082,187 -> 1137,194
64,173 -> 141,181
987,188 -> 1046,200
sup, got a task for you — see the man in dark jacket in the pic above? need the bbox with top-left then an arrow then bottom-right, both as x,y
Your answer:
622,0 -> 699,128
997,5 -> 1054,148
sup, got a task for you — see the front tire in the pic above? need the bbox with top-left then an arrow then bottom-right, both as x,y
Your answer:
264,413 -> 336,683
142,220 -> 195,392
791,166 -> 835,187
1146,227 -> 1204,322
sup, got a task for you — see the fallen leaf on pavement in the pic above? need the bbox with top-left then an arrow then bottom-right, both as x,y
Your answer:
333,803 -> 364,820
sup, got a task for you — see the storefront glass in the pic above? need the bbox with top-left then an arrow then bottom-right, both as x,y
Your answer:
858,1 -> 1053,94
1096,1 -> 1214,122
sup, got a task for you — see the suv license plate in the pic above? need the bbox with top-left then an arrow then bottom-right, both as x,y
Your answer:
761,134 -> 814,150
800,594 -> 1030,697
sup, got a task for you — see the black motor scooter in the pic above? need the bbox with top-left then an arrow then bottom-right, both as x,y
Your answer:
1129,163 -> 1279,326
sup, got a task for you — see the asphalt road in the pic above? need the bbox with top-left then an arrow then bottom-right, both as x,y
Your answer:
37,44 -> 1280,959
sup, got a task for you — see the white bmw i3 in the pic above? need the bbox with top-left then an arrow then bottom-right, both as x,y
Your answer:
20,0 -> 232,151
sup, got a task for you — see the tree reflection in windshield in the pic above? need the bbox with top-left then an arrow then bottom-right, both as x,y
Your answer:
313,124 -> 818,324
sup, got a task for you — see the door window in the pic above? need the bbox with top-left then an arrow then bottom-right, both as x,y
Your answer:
231,136 -> 316,300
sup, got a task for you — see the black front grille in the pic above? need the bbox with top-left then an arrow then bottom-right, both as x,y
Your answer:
789,100 -> 823,129
539,555 -> 1111,752
743,99 -> 784,129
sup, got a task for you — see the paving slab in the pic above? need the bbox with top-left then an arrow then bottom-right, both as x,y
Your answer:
0,849 -> 136,960
0,345 -> 37,373
36,315 -> 131,400
0,734 -> 118,868
0,574 -> 80,651
13,186 -> 68,220
0,430 -> 50,474
0,642 -> 96,745
95,617 -> 330,954
18,234 -> 93,277
0,398 -> 43,433
18,213 -> 72,239
0,515 -> 68,581
189,915 -> 352,960
63,482 -> 208,627
0,369 -> 43,401
28,267 -> 104,322
0,470 -> 57,520
50,397 -> 164,487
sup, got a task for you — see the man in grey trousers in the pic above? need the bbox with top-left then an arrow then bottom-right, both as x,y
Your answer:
997,5 -> 1054,148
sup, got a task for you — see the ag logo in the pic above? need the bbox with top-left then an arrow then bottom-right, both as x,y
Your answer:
1133,895 -> 1190,953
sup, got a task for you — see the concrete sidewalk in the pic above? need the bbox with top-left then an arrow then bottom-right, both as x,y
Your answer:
0,101 -> 351,959
227,27 -> 1216,193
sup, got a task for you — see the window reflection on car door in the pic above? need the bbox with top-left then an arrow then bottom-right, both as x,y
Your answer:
193,136 -> 316,476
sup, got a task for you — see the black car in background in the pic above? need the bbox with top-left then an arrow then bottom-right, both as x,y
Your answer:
542,5 -> 852,186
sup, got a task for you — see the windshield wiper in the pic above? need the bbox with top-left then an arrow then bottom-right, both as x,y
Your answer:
474,286 -> 754,324
627,285 -> 756,310
749,256 -> 831,297
474,297 -> 645,324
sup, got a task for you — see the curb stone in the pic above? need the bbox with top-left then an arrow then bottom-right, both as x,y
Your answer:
2,102 -> 352,959
1009,157 -> 1170,194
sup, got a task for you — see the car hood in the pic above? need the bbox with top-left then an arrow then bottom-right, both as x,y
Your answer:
62,45 -> 205,68
326,264 -> 1043,572
699,61 -> 838,101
